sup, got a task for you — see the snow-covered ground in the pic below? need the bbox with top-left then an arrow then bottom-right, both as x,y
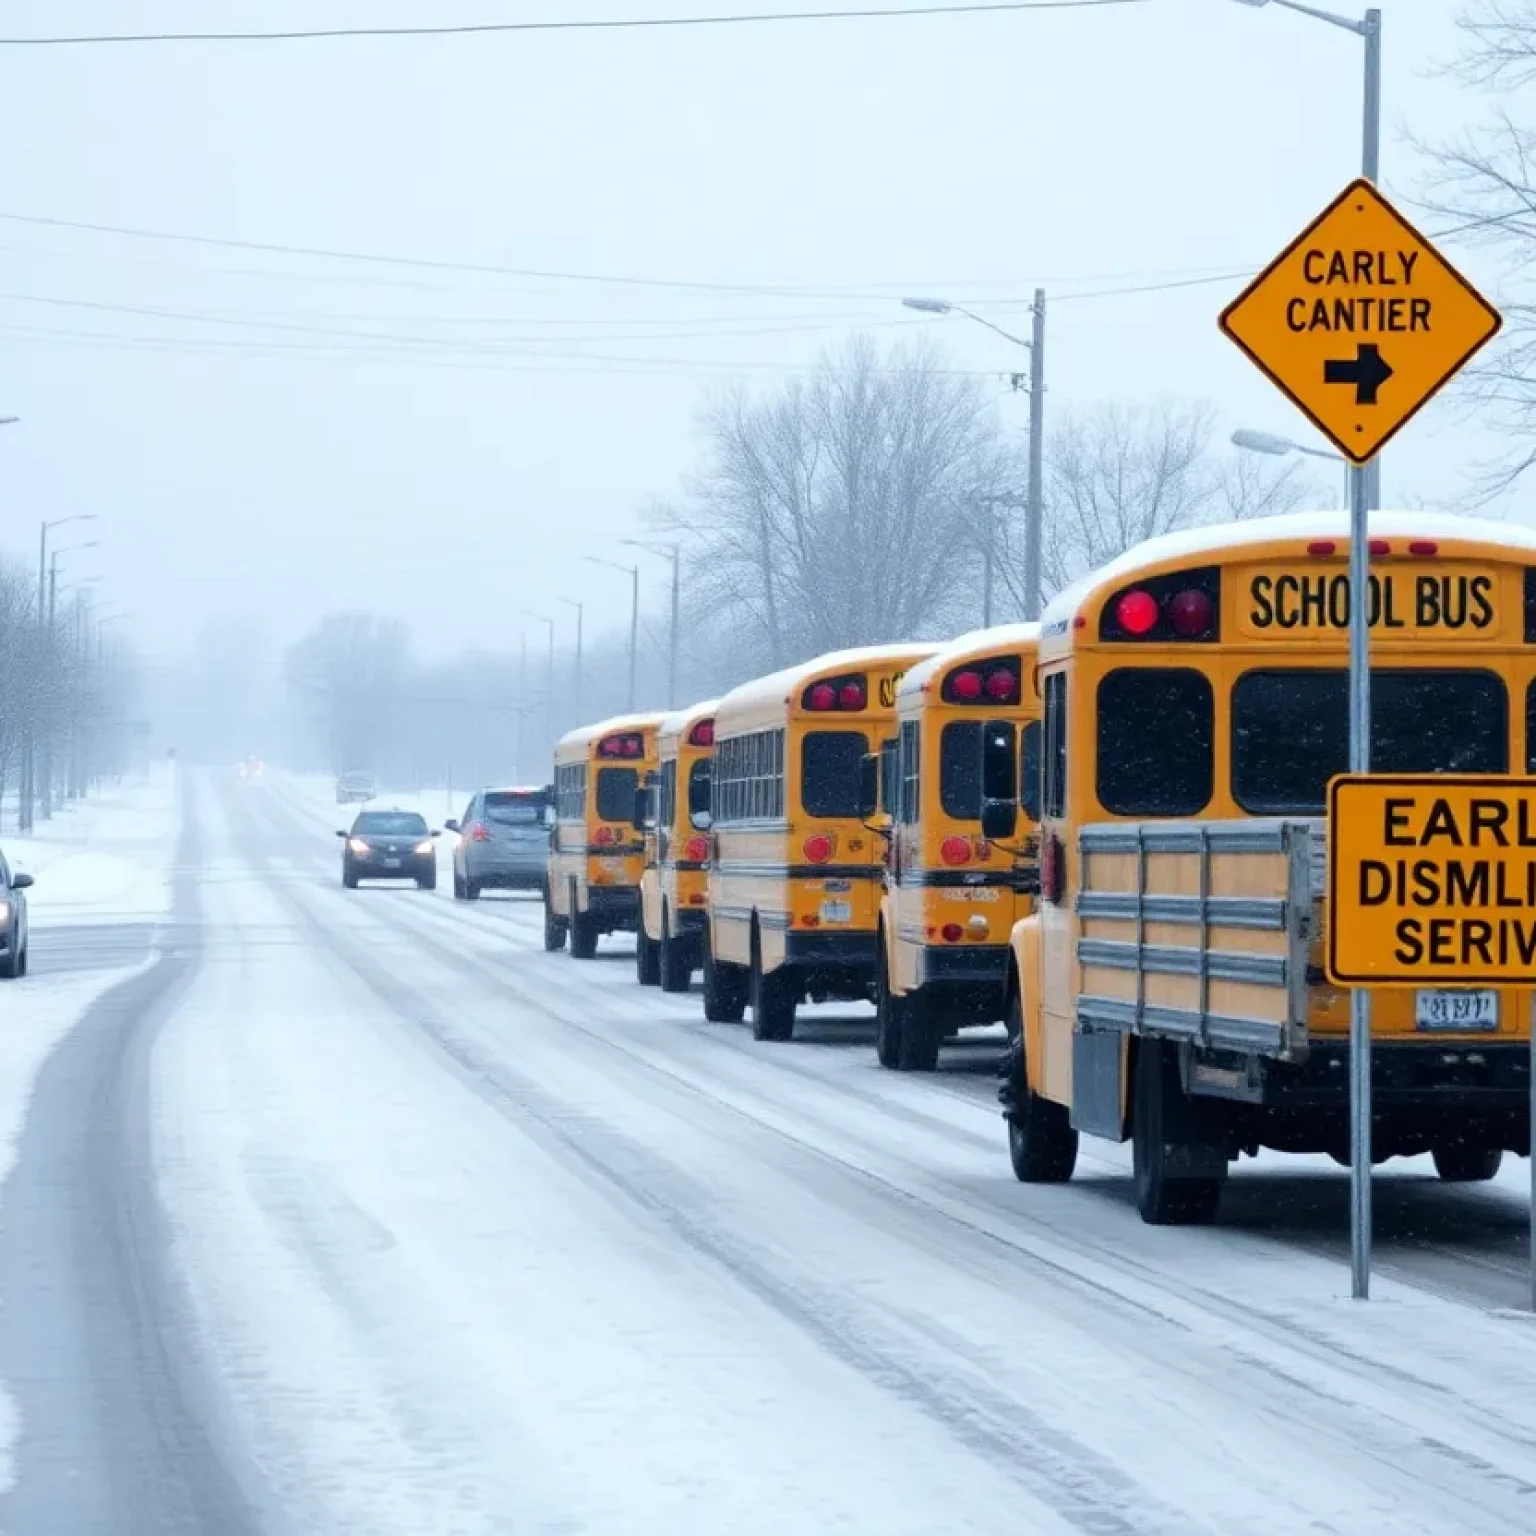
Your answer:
0,763 -> 1534,1534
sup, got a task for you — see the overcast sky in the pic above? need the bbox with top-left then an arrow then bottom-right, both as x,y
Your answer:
0,0 -> 1510,679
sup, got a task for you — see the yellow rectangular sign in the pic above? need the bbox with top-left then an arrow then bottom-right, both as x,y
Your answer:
1221,180 -> 1501,465
1327,774 -> 1536,985
1236,563 -> 1504,641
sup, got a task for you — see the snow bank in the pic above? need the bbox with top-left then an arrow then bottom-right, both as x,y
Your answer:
4,765 -> 179,926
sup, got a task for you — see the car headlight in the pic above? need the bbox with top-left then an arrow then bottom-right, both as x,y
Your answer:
414,840 -> 433,856
348,838 -> 370,855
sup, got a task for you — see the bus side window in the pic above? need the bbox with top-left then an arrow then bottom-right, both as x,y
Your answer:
1020,720 -> 1042,824
1043,672 -> 1067,820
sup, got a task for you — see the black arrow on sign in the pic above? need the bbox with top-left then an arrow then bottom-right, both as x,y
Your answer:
1323,342 -> 1394,406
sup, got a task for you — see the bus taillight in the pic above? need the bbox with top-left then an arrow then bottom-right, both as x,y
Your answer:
1115,590 -> 1159,635
1167,589 -> 1214,637
940,836 -> 971,866
838,681 -> 866,710
685,836 -> 710,863
985,668 -> 1019,702
803,834 -> 834,864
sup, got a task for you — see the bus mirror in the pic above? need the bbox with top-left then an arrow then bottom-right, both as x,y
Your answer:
632,786 -> 652,831
857,753 -> 880,821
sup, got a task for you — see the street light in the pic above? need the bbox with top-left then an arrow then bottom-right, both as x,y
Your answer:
902,292 -> 1047,621
621,538 -> 682,708
585,556 -> 640,713
522,610 -> 556,759
1230,0 -> 1382,1305
559,596 -> 584,715
1231,428 -> 1349,506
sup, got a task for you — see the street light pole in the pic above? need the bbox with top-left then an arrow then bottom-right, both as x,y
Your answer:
621,538 -> 682,707
522,611 -> 556,761
586,556 -> 641,713
902,294 -> 1045,620
560,597 -> 584,715
1232,0 -> 1382,1303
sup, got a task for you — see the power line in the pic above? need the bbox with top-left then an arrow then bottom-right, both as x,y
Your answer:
0,1 -> 1148,48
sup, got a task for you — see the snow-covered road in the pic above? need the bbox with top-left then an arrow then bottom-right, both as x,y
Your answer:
2,768 -> 1535,1535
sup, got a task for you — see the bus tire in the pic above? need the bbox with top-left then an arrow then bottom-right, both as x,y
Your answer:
874,948 -> 904,1070
1432,1143 -> 1503,1182
543,891 -> 568,952
1132,1040 -> 1224,1226
1002,993 -> 1077,1182
636,922 -> 661,986
659,908 -> 693,993
896,990 -> 940,1073
749,930 -> 796,1043
569,883 -> 599,959
702,930 -> 747,1023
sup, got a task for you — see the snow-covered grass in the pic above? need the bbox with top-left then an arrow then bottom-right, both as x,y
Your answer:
3,764 -> 179,926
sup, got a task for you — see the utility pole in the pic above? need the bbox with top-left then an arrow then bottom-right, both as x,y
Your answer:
516,631 -> 527,781
41,555 -> 56,819
1025,288 -> 1046,623
560,597 -> 584,715
627,565 -> 639,713
620,537 -> 683,707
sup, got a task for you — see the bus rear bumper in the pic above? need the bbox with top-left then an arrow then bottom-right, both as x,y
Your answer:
783,930 -> 877,1003
1236,1041 -> 1532,1159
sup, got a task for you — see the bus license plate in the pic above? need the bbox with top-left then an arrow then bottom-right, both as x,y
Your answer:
819,900 -> 851,924
1415,990 -> 1498,1032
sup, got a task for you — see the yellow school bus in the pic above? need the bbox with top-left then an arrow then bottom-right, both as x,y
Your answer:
704,642 -> 941,1039
873,624 -> 1041,1072
636,698 -> 719,993
545,712 -> 665,958
984,511 -> 1536,1223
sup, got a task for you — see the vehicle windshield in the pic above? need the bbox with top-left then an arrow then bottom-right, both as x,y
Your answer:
595,767 -> 639,823
484,791 -> 549,825
353,812 -> 428,836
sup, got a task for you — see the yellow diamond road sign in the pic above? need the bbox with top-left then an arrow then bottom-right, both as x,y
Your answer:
1221,178 -> 1501,465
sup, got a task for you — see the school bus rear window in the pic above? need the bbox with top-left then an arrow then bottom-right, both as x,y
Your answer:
939,721 -> 981,821
596,767 -> 639,824
802,731 -> 866,819
1232,669 -> 1508,815
1096,669 -> 1213,817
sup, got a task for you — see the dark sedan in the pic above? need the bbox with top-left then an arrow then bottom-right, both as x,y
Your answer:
337,809 -> 440,890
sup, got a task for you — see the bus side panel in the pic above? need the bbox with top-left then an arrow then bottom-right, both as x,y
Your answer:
892,883 -> 924,994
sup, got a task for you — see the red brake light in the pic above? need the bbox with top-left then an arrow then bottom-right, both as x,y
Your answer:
984,668 -> 1018,702
470,823 -> 490,842
1167,588 -> 1214,638
1307,540 -> 1336,556
808,684 -> 836,711
838,681 -> 866,710
1115,589 -> 1159,636
684,835 -> 709,863
1368,539 -> 1390,556
951,670 -> 983,701
803,834 -> 834,864
690,719 -> 715,747
940,923 -> 963,944
1408,540 -> 1438,556
595,826 -> 613,845
940,836 -> 971,867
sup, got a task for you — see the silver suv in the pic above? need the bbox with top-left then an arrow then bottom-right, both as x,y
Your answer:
446,786 -> 553,899
336,770 -> 377,805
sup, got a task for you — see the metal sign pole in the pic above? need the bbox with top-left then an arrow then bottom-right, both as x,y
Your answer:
1348,2 -> 1382,1309
1347,461 -> 1373,1300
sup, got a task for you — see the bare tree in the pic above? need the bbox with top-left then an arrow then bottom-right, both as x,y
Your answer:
681,336 -> 1010,671
1416,2 -> 1536,493
991,400 -> 1323,610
